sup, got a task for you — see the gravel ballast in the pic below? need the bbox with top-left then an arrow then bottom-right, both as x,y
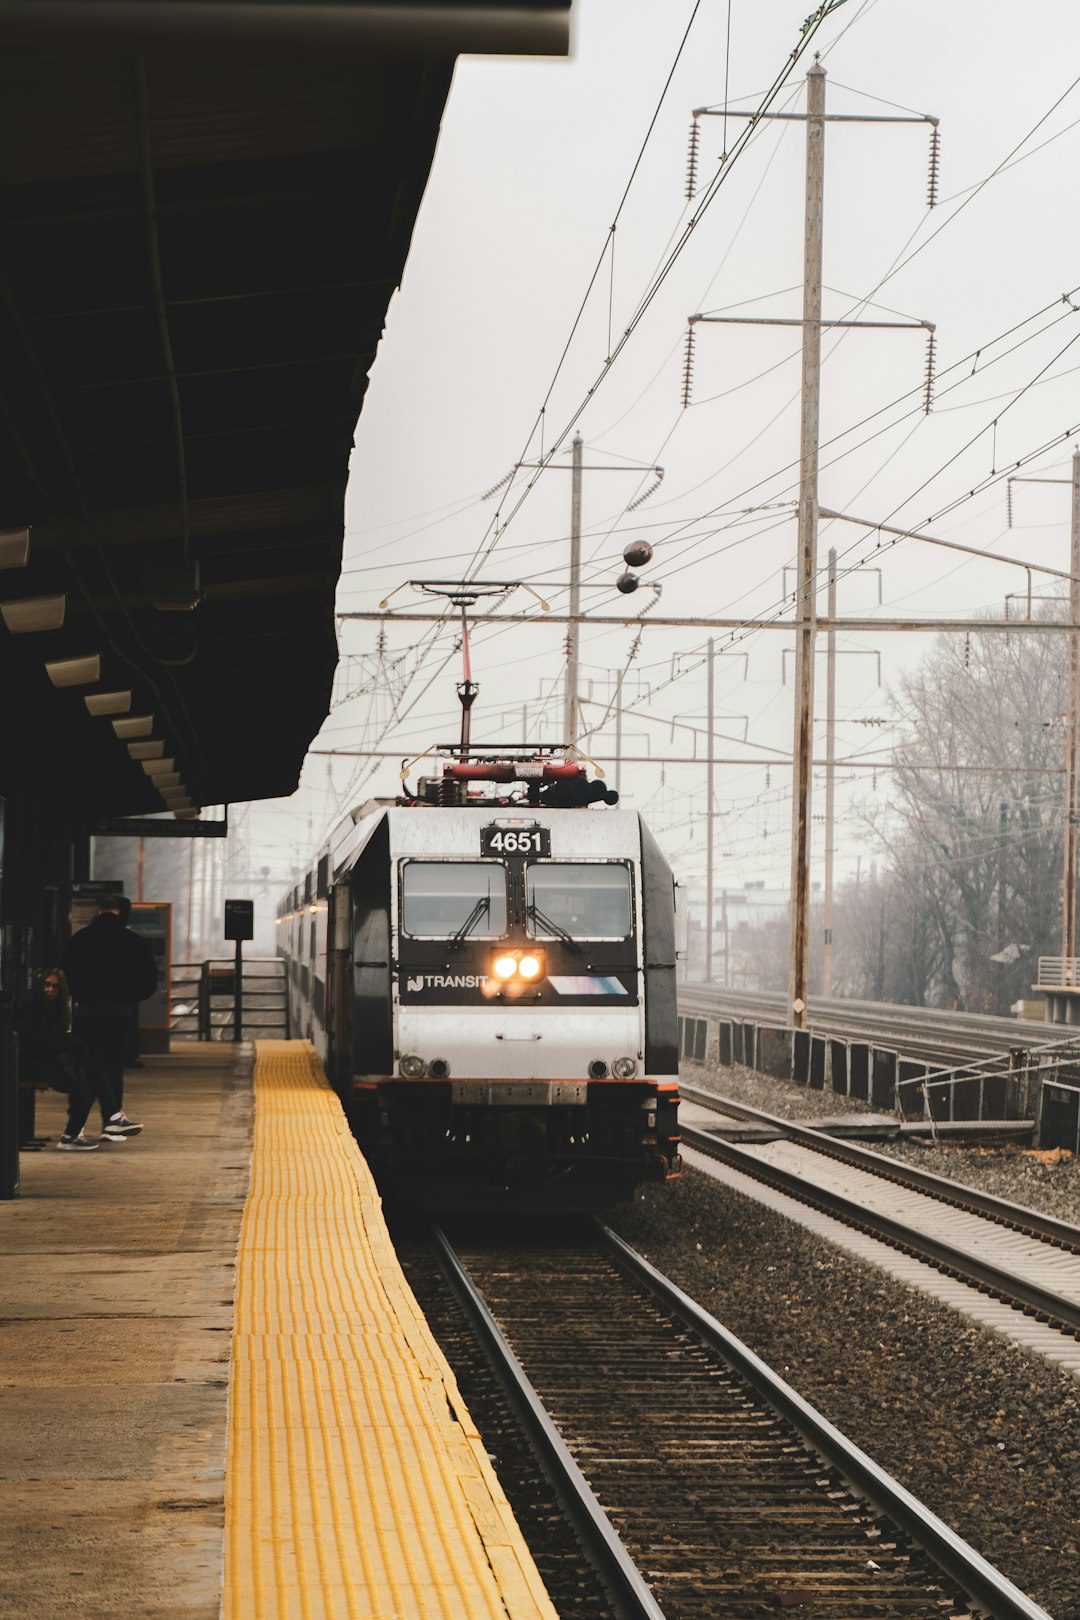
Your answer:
601,1061 -> 1080,1619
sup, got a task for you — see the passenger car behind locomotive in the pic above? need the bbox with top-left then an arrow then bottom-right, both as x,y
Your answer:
278,748 -> 682,1211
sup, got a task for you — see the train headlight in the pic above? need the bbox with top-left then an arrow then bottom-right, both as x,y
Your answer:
612,1056 -> 638,1079
399,1053 -> 426,1079
490,949 -> 547,983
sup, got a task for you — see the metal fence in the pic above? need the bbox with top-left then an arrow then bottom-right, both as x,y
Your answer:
170,957 -> 289,1041
1037,956 -> 1080,987
680,1004 -> 1080,1146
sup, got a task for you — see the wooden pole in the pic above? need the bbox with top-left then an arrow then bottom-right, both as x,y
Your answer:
788,60 -> 826,1030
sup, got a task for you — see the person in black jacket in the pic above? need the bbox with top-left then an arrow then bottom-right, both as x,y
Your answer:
63,893 -> 157,1136
16,968 -> 118,1150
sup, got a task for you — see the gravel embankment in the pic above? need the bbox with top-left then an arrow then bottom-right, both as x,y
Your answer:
687,1057 -> 1080,1224
601,1060 -> 1080,1618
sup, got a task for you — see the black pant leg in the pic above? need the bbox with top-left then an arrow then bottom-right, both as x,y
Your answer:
64,1072 -> 96,1138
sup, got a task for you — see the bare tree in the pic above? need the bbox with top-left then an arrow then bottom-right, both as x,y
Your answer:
861,615 -> 1065,1011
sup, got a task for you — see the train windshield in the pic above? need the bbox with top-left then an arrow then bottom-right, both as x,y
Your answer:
526,862 -> 632,940
401,861 -> 508,938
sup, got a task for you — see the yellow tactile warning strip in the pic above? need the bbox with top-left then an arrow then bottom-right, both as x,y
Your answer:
223,1040 -> 559,1620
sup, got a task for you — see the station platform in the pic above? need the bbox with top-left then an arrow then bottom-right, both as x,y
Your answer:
0,1041 -> 557,1620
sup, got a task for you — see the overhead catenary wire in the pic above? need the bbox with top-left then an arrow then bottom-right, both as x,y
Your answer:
331,15 -> 1080,887
459,2 -> 850,586
326,8 -> 850,807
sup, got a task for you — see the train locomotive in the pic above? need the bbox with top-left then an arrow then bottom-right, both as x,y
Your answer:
278,746 -> 682,1211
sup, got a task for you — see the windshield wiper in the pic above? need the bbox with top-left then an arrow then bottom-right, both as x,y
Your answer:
527,902 -> 579,948
449,894 -> 490,947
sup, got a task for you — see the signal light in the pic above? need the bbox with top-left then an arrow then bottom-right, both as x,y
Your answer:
492,955 -> 518,980
518,955 -> 542,980
616,571 -> 639,594
623,540 -> 653,568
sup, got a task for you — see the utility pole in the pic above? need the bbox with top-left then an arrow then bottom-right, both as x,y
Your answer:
1066,449 -> 1080,965
614,666 -> 624,798
722,887 -> 729,986
510,442 -> 661,749
564,434 -> 584,745
1006,449 -> 1080,969
822,545 -> 837,995
687,65 -> 937,1029
789,59 -> 825,1028
998,799 -> 1008,955
706,638 -> 715,983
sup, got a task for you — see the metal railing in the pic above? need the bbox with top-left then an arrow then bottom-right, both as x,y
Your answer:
170,958 -> 289,1041
1036,957 -> 1080,987
901,1037 -> 1080,1133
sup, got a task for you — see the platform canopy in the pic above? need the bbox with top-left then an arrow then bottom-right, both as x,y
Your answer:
0,2 -> 570,821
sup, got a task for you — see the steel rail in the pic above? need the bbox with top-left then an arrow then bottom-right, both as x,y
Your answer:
677,1122 -> 1080,1335
682,986 -> 1039,1053
599,1224 -> 1053,1620
430,1224 -> 667,1620
680,1081 -> 1080,1251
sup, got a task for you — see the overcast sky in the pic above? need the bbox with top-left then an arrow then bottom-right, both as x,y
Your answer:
244,0 -> 1080,900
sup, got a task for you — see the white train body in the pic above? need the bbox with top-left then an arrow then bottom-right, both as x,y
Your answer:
279,785 -> 681,1211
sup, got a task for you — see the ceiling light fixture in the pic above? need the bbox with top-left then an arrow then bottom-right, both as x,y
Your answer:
141,757 -> 176,776
45,653 -> 101,687
154,772 -> 181,788
112,715 -> 154,739
1,594 -> 65,633
127,740 -> 164,760
0,528 -> 30,569
85,691 -> 132,716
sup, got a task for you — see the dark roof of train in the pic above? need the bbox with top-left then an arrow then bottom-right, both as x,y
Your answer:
0,5 -> 570,821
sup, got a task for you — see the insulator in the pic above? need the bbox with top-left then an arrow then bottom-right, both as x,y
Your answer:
926,126 -> 941,209
964,631 -> 971,669
623,539 -> 654,568
681,323 -> 697,410
481,469 -> 514,501
626,471 -> 664,512
685,117 -> 701,200
1006,481 -> 1014,528
923,329 -> 937,415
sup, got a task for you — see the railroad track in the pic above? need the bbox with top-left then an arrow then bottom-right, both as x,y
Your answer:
680,1083 -> 1080,1342
404,1221 -> 1050,1620
679,986 -> 1047,1065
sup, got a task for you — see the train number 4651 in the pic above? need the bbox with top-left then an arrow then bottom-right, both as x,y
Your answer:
480,825 -> 551,856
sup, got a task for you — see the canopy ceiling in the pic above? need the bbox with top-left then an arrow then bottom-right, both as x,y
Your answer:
0,2 -> 571,821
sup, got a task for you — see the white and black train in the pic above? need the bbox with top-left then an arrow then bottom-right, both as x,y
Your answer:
278,749 -> 682,1211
